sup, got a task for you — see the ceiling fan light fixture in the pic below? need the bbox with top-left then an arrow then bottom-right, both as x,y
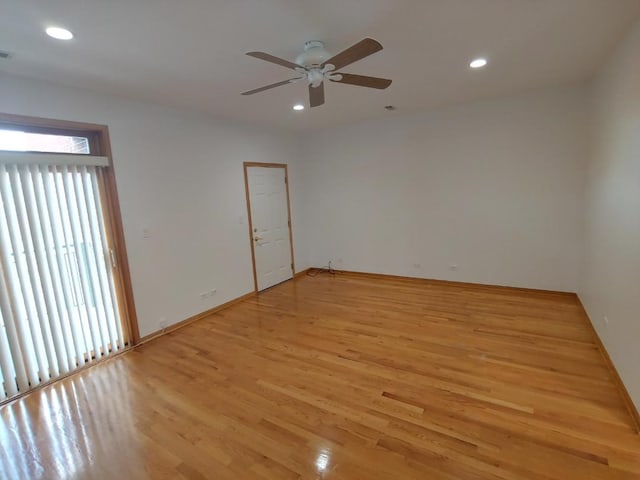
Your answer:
307,69 -> 325,87
293,104 -> 305,111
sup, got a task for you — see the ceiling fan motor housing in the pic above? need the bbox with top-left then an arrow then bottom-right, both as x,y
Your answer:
296,41 -> 332,67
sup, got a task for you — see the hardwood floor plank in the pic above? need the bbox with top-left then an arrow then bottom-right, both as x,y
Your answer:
1,273 -> 639,479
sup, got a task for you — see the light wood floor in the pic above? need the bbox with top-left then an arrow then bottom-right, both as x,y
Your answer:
1,273 -> 639,479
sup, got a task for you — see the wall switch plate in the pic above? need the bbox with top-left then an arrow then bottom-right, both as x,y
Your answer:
450,265 -> 458,271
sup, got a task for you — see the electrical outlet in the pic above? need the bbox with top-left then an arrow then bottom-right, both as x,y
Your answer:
209,289 -> 217,297
450,264 -> 458,271
158,317 -> 168,329
413,263 -> 421,269
199,292 -> 207,300
603,316 -> 609,325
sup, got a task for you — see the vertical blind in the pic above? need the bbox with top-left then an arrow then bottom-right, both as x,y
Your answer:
0,161 -> 125,401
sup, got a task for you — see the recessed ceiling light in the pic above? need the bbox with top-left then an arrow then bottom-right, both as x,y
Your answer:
470,58 -> 488,69
293,104 -> 305,111
46,27 -> 74,40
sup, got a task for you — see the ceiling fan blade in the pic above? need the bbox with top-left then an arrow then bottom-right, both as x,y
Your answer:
241,77 -> 302,95
246,51 -> 302,70
322,38 -> 383,71
309,83 -> 325,108
331,73 -> 392,89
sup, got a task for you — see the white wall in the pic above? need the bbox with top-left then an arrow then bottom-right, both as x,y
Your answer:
0,73 -> 308,337
580,22 -> 640,411
301,87 -> 589,292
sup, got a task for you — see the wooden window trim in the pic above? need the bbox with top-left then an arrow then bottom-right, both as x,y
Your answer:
0,112 -> 141,344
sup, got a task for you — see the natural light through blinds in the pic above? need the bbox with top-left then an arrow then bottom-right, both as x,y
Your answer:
0,161 -> 125,401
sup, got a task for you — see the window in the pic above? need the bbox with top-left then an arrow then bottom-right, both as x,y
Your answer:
0,115 -> 135,403
0,129 -> 91,155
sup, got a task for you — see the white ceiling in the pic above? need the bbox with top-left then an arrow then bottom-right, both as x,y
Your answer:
2,1 -> 640,131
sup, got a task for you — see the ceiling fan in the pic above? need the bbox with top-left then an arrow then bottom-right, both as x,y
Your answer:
242,38 -> 392,108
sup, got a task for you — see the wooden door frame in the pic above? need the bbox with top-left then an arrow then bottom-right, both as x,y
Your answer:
243,162 -> 296,292
0,112 -> 140,344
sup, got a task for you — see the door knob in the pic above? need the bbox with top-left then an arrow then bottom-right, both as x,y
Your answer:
254,236 -> 262,242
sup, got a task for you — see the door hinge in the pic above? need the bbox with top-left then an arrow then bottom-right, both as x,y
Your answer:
109,248 -> 118,269
288,219 -> 291,227
285,176 -> 288,185
291,263 -> 294,271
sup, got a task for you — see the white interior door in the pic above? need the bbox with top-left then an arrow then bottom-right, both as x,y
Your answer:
246,166 -> 293,291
